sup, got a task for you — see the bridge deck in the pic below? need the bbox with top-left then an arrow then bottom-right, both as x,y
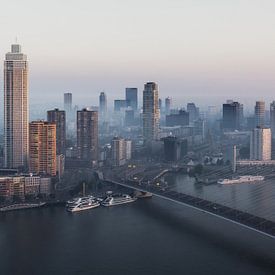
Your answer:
105,179 -> 275,239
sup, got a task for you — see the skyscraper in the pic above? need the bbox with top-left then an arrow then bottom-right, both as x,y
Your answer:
222,101 -> 243,130
270,101 -> 275,139
99,92 -> 107,121
64,93 -> 72,113
125,88 -> 138,111
47,108 -> 66,155
4,44 -> 29,169
250,127 -> 271,161
29,121 -> 56,176
165,97 -> 172,115
187,103 -> 199,124
255,101 -> 265,127
77,109 -> 98,161
143,82 -> 160,144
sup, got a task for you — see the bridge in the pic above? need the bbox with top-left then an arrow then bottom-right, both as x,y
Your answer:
104,177 -> 275,239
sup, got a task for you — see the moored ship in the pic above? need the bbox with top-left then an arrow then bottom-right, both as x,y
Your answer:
101,193 -> 137,207
218,175 -> 264,185
66,197 -> 100,212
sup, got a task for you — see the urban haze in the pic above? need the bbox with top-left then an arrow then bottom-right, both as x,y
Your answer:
0,1 -> 274,275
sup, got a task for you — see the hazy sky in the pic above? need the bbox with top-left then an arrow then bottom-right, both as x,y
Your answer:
1,0 -> 275,106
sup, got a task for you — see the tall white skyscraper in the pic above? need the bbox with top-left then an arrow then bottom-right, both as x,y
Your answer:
250,127 -> 271,161
143,82 -> 160,145
4,44 -> 29,168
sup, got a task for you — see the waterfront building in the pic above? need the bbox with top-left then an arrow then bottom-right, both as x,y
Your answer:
29,121 -> 57,176
0,175 -> 52,201
250,127 -> 271,161
4,44 -> 29,169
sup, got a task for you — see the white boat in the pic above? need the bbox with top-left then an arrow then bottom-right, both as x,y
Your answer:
101,194 -> 137,207
66,198 -> 100,212
66,195 -> 95,206
218,175 -> 265,185
0,202 -> 46,212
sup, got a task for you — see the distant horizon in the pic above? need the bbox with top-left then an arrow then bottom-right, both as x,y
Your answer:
1,0 -> 275,104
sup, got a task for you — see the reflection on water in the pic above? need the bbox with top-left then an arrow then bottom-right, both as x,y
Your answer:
166,173 -> 275,221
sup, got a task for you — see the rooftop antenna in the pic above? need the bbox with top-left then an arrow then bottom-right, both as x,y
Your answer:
15,36 -> 18,44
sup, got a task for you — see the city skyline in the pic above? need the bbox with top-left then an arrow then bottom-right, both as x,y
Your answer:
1,1 -> 275,104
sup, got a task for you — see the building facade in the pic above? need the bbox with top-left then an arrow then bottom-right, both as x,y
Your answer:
255,101 -> 265,128
111,137 -> 132,166
250,127 -> 271,161
143,82 -> 160,144
166,110 -> 189,127
77,109 -> 98,161
29,121 -> 57,176
165,97 -> 172,115
64,93 -> 72,112
47,108 -> 66,155
187,103 -> 199,124
126,88 -> 138,111
222,101 -> 243,131
4,44 -> 29,169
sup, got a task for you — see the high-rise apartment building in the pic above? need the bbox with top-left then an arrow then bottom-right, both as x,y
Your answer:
143,82 -> 160,144
270,101 -> 275,139
77,109 -> 98,161
111,137 -> 132,166
29,121 -> 57,176
47,108 -> 66,155
64,93 -> 72,113
126,88 -> 138,111
4,44 -> 29,168
99,92 -> 107,121
255,101 -> 265,127
222,101 -> 243,130
250,127 -> 271,161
